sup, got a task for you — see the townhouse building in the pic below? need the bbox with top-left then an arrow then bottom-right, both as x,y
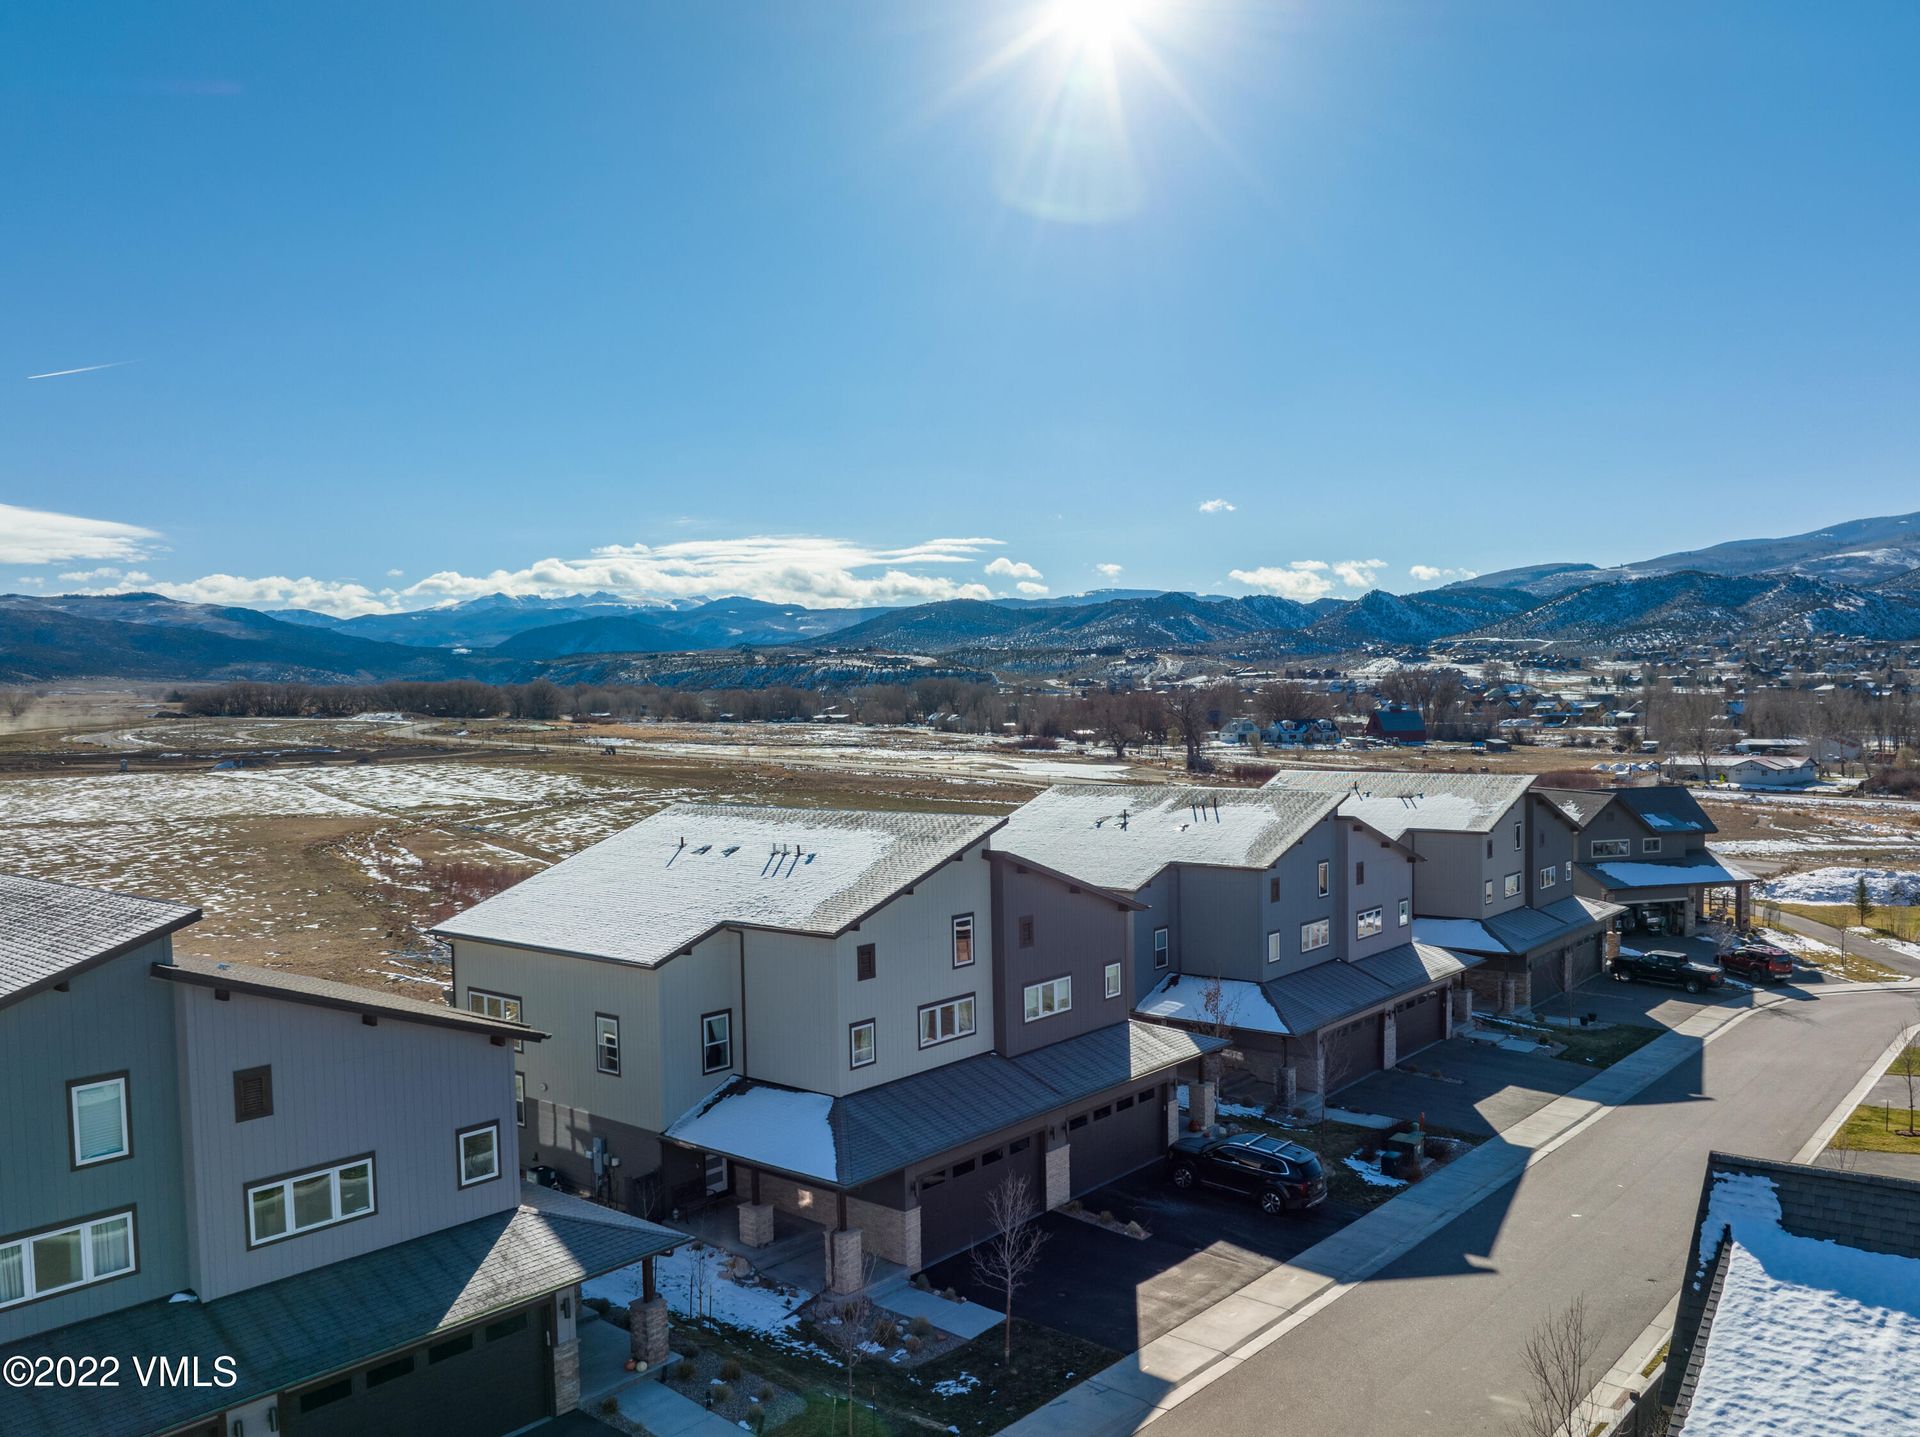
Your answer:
1537,784 -> 1755,933
434,804 -> 1221,1288
0,873 -> 678,1437
1260,771 -> 1619,1014
995,785 -> 1477,1109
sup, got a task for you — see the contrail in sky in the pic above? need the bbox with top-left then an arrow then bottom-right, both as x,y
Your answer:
26,360 -> 136,380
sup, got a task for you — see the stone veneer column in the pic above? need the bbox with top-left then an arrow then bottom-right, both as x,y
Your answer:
737,1201 -> 776,1248
825,1227 -> 865,1295
1381,1008 -> 1398,1070
1499,975 -> 1517,1014
1279,1063 -> 1299,1111
1044,1141 -> 1071,1210
1193,1080 -> 1218,1131
552,1337 -> 580,1412
1165,1091 -> 1181,1146
629,1297 -> 670,1370
1450,987 -> 1472,1033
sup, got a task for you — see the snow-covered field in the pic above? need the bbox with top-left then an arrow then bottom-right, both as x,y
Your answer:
1758,867 -> 1920,906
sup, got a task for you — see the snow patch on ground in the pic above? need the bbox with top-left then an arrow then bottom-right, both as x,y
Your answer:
931,1374 -> 980,1397
1175,1083 -> 1270,1120
584,1244 -> 812,1336
1341,1153 -> 1407,1189
1759,866 -> 1920,906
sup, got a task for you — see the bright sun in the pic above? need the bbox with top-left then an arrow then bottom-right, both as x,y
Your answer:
1045,0 -> 1156,51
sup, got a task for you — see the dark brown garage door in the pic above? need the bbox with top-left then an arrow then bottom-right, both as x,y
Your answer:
1569,934 -> 1603,987
286,1303 -> 550,1437
1067,1085 -> 1166,1196
1395,989 -> 1445,1056
1320,1014 -> 1383,1094
1530,948 -> 1565,1004
916,1134 -> 1045,1265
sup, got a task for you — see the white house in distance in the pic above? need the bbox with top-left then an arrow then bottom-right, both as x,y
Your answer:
1665,754 -> 1817,789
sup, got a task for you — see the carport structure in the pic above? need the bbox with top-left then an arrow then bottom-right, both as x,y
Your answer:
1414,894 -> 1621,1013
663,1020 -> 1223,1287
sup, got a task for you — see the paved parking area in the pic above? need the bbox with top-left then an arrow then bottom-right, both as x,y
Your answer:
922,1164 -> 1361,1353
1339,1038 -> 1587,1137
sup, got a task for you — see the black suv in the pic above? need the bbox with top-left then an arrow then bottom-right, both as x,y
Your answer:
1609,948 -> 1724,994
1166,1132 -> 1327,1215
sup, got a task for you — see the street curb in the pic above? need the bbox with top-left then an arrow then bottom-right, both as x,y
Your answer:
1793,1022 -> 1920,1163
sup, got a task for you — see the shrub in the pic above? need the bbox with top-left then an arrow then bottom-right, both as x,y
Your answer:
907,1315 -> 932,1337
600,1397 -> 619,1415
1098,1210 -> 1116,1225
671,1360 -> 694,1382
903,1335 -> 923,1355
872,1318 -> 899,1346
712,1383 -> 733,1404
719,1358 -> 743,1382
941,1286 -> 960,1302
758,1384 -> 773,1402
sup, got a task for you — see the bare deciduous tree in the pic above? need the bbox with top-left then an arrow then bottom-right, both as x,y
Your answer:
971,1173 -> 1049,1365
1511,1296 -> 1600,1437
0,688 -> 36,720
814,1253 -> 880,1437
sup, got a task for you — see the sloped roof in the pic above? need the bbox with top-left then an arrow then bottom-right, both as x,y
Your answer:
433,804 -> 1003,966
994,785 -> 1342,893
667,1021 -> 1222,1188
1583,856 -> 1753,893
1262,769 -> 1535,841
0,1197 -> 683,1437
1257,944 -> 1478,1033
1614,785 -> 1718,834
1482,895 -> 1618,954
154,955 -> 544,1041
1136,973 -> 1289,1035
1351,940 -> 1478,996
0,872 -> 199,1012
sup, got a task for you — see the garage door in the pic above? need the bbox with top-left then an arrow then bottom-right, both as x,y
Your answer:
286,1303 -> 550,1437
1569,934 -> 1603,988
1530,948 -> 1565,1004
1395,989 -> 1445,1056
1067,1084 -> 1166,1196
916,1134 -> 1045,1265
1320,1014 -> 1383,1094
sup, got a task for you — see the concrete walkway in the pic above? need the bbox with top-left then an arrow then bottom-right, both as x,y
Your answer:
1001,977 -> 1910,1437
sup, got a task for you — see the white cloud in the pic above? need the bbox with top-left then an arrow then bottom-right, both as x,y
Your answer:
1198,499 -> 1236,514
112,574 -> 399,618
985,557 -> 1044,581
0,502 -> 159,566
1409,564 -> 1479,584
1015,581 -> 1049,596
1228,565 -> 1334,601
386,568 -> 405,578
1094,562 -> 1123,578
1289,559 -> 1329,572
1332,558 -> 1388,589
58,566 -> 151,583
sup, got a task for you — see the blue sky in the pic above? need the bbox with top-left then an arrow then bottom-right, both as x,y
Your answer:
4,1 -> 1917,615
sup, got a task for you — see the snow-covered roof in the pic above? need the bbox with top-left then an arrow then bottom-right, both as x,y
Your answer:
434,804 -> 1003,965
1672,1160 -> 1920,1436
1411,917 -> 1506,954
1135,973 -> 1289,1035
1586,855 -> 1754,892
1263,769 -> 1534,840
994,785 -> 1341,893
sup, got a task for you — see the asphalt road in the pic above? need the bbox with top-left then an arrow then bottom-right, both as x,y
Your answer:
1148,983 -> 1915,1437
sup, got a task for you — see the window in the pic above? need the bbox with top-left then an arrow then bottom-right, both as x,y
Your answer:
849,1019 -> 876,1069
246,1157 -> 374,1247
428,1334 -> 473,1364
1398,898 -> 1410,927
233,1065 -> 272,1123
952,913 -> 975,967
701,1010 -> 733,1074
1515,820 -> 1524,851
299,1379 -> 353,1413
1316,861 -> 1330,897
1152,926 -> 1169,968
1487,839 -> 1494,858
1564,860 -> 1573,883
1538,866 -> 1557,889
1018,916 -> 1035,949
856,943 -> 876,982
1266,930 -> 1284,964
468,988 -> 524,1051
918,995 -> 976,1048
595,1014 -> 621,1075
1643,838 -> 1662,854
0,1212 -> 136,1309
458,1122 -> 500,1187
1023,976 -> 1072,1022
1300,918 -> 1330,953
1356,861 -> 1366,885
69,1075 -> 129,1167
514,1072 -> 526,1127
1484,879 -> 1494,905
1503,873 -> 1521,898
1269,876 -> 1280,903
1591,839 -> 1630,859
485,1312 -> 528,1342
366,1355 -> 414,1389
1356,907 -> 1384,940
1104,962 -> 1122,998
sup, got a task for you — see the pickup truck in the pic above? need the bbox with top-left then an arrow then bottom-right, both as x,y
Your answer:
1717,941 -> 1795,984
1609,948 -> 1725,994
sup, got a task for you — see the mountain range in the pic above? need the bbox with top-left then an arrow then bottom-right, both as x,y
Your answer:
5,510 -> 1920,685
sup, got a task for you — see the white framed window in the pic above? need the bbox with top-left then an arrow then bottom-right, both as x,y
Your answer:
1504,873 -> 1521,898
1564,860 -> 1573,883
1301,918 -> 1330,953
1643,838 -> 1662,854
919,995 -> 976,1048
1538,866 -> 1557,889
849,1019 -> 876,1069
1398,898 -> 1410,927
69,1075 -> 129,1168
951,913 -> 975,968
1104,962 -> 1122,999
1514,821 -> 1523,851
468,988 -> 524,1051
1266,930 -> 1284,964
246,1157 -> 375,1247
514,1072 -> 526,1127
595,1013 -> 621,1075
701,1010 -> 733,1074
0,1212 -> 136,1310
1316,861 -> 1330,897
1357,907 -> 1384,940
1591,839 -> 1631,859
1023,977 -> 1072,1022
1152,926 -> 1169,969
457,1123 -> 500,1187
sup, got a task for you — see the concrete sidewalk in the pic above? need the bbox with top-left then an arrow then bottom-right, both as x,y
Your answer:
1001,979 -> 1909,1437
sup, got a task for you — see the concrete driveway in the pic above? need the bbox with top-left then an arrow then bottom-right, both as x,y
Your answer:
1338,1038 -> 1588,1137
921,1163 -> 1361,1353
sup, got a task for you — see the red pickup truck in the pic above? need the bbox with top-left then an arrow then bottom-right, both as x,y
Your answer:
1717,941 -> 1795,984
